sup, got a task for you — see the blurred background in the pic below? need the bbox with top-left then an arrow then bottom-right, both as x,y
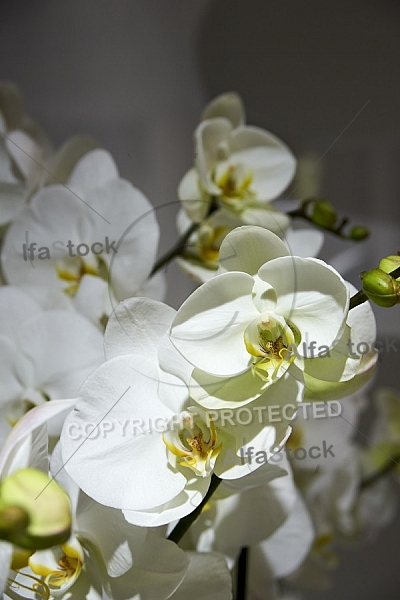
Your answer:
1,0 -> 399,597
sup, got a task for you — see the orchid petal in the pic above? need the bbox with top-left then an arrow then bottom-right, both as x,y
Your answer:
107,531 -> 189,600
230,125 -> 296,200
169,552 -> 232,600
170,271 -> 257,376
0,399 -> 75,476
285,227 -> 324,258
250,495 -> 314,579
178,168 -> 210,223
218,226 -> 289,276
195,118 -> 233,195
201,91 -> 245,128
43,135 -> 100,186
105,298 -> 175,362
67,149 -> 118,197
61,357 -> 186,512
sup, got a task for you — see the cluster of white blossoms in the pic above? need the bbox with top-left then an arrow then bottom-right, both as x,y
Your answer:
176,92 -> 324,283
0,85 -> 398,600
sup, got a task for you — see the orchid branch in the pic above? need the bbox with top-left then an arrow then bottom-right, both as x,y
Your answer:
150,222 -> 198,276
167,474 -> 221,544
150,200 -> 218,277
289,198 -> 369,241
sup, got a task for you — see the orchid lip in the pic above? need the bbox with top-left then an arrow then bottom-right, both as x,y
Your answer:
244,313 -> 298,382
163,408 -> 222,477
28,540 -> 84,596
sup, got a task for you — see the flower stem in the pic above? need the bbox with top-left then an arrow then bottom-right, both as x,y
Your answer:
150,199 -> 219,277
236,547 -> 249,600
349,289 -> 368,310
167,474 -> 222,544
288,200 -> 368,241
150,222 -> 198,277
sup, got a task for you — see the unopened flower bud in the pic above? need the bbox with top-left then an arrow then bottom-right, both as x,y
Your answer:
350,226 -> 369,241
361,268 -> 400,308
379,255 -> 400,279
0,505 -> 30,541
0,468 -> 71,550
310,200 -> 337,229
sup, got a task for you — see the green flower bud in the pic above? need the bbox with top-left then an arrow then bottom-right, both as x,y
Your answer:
310,200 -> 337,229
0,468 -> 71,550
350,226 -> 369,241
0,505 -> 30,541
379,255 -> 400,280
361,268 -> 400,308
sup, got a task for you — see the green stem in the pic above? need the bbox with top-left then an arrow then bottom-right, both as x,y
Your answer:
349,290 -> 368,310
288,207 -> 353,240
167,474 -> 222,544
150,198 -> 219,277
150,222 -> 198,277
388,265 -> 400,280
359,453 -> 400,491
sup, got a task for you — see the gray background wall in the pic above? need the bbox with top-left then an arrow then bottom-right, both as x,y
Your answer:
1,1 -> 399,598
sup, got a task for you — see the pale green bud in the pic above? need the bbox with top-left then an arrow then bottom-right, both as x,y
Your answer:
310,200 -> 337,229
0,468 -> 71,550
361,268 -> 400,308
350,226 -> 369,241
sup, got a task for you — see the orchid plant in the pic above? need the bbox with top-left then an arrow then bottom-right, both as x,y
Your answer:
0,83 -> 399,600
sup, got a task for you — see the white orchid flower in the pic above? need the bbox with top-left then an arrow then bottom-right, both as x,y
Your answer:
60,296 -> 298,527
175,205 -> 323,284
0,287 -> 103,436
178,92 -> 296,224
1,148 -> 161,326
0,82 -> 51,227
176,92 -> 298,283
170,226 -> 354,409
176,93 -> 326,285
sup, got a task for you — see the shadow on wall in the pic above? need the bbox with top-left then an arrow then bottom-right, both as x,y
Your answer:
197,0 -> 400,222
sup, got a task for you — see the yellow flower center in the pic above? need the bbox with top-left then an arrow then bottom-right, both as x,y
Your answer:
55,255 -> 108,297
197,222 -> 230,263
45,555 -> 80,589
215,164 -> 256,211
244,314 -> 298,382
29,542 -> 83,594
163,410 -> 222,477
